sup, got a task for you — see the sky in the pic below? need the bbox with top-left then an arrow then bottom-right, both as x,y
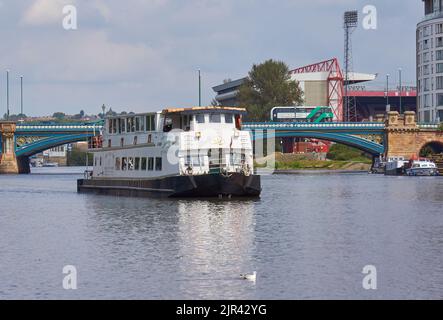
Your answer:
0,0 -> 422,116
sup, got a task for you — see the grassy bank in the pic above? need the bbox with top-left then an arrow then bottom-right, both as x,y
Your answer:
256,144 -> 372,171
274,160 -> 371,171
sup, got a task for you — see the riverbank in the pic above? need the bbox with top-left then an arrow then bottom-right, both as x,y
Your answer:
256,153 -> 372,172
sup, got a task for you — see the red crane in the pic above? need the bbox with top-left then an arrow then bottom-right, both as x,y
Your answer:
289,58 -> 344,121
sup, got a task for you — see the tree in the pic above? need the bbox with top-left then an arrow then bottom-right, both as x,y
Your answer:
53,112 -> 66,120
238,59 -> 304,121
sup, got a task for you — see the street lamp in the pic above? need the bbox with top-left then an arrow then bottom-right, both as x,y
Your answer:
386,74 -> 390,112
6,70 -> 10,120
198,69 -> 202,107
398,68 -> 402,114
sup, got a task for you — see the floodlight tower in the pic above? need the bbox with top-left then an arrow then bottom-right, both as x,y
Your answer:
343,10 -> 358,122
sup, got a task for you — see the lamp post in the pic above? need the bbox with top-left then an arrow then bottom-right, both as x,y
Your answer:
386,74 -> 390,112
101,104 -> 106,119
20,75 -> 23,117
398,68 -> 402,114
198,69 -> 202,107
6,70 -> 10,120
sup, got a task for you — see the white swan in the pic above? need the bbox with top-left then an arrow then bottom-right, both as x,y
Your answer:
240,271 -> 257,281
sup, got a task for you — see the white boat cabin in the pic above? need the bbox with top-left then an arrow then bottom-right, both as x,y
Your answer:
89,107 -> 255,179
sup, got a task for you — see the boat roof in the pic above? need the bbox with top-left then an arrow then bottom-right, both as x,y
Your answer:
162,106 -> 247,115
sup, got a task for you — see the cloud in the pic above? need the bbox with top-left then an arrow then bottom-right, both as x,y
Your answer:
21,0 -> 74,26
2,0 -> 423,115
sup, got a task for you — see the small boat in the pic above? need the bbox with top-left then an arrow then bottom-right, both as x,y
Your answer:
385,157 -> 408,176
371,157 -> 386,174
404,158 -> 439,176
42,162 -> 59,168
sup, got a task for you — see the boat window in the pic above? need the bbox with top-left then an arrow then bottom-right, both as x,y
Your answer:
145,115 -> 156,131
121,118 -> 126,133
108,139 -> 111,148
196,114 -> 205,124
115,157 -> 121,170
148,157 -> 154,171
133,136 -> 138,145
128,157 -> 134,170
134,157 -> 140,170
108,120 -> 112,134
122,157 -> 128,170
140,117 -> 145,131
112,119 -> 117,134
155,157 -> 162,171
135,117 -> 140,131
141,158 -> 147,170
224,114 -> 233,123
210,114 -> 221,123
163,118 -> 173,132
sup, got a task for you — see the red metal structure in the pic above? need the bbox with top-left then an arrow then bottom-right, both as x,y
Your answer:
289,58 -> 344,121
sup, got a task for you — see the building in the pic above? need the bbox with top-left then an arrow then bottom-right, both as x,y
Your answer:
417,0 -> 443,122
212,58 -> 379,121
42,145 -> 68,166
347,87 -> 417,121
212,78 -> 247,107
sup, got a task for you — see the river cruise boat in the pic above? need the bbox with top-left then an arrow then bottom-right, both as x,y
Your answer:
404,158 -> 439,176
385,156 -> 409,176
77,106 -> 261,198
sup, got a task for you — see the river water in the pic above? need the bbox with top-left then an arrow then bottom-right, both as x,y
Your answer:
0,167 -> 442,299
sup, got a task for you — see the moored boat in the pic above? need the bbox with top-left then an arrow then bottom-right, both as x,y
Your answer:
404,157 -> 439,176
77,106 -> 261,198
384,156 -> 408,176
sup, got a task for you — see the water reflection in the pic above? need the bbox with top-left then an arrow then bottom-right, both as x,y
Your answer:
86,196 -> 258,299
0,170 -> 442,299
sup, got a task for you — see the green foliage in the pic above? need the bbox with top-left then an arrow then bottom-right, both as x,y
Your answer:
53,112 -> 66,120
327,144 -> 371,162
238,59 -> 304,121
274,160 -> 370,170
2,113 -> 27,121
67,150 -> 93,166
438,123 -> 443,131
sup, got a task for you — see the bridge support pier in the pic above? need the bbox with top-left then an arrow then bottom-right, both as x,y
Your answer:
17,156 -> 30,174
0,121 -> 19,174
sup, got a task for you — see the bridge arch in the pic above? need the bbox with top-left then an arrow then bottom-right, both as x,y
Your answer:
419,141 -> 443,157
15,134 -> 94,157
252,131 -> 384,156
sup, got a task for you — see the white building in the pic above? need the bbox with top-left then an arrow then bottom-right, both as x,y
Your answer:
417,0 -> 443,122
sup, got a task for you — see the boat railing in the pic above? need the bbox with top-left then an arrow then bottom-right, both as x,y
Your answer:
84,170 -> 93,180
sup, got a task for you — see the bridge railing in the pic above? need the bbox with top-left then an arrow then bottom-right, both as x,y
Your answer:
242,122 -> 386,129
16,123 -> 104,132
418,123 -> 440,129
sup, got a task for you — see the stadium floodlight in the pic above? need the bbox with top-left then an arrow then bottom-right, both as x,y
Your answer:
344,10 -> 358,27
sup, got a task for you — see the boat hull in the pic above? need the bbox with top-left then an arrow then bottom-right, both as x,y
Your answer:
385,167 -> 405,176
405,168 -> 439,176
77,173 -> 261,198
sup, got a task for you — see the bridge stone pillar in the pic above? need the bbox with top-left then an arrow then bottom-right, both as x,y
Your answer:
0,121 -> 19,174
385,111 -> 421,159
